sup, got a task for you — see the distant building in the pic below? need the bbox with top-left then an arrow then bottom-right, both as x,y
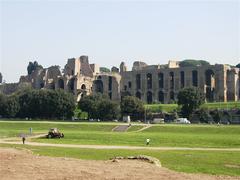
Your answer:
1,56 -> 240,103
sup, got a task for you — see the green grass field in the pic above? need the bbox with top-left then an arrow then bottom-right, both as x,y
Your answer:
0,121 -> 240,176
145,101 -> 240,112
0,121 -> 239,148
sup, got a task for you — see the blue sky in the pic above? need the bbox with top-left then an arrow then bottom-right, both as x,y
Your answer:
0,0 -> 239,82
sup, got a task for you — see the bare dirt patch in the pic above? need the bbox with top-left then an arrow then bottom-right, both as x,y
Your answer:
0,148 -> 239,180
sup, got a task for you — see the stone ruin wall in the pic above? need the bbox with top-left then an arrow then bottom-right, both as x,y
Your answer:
0,56 -> 239,104
120,61 -> 240,104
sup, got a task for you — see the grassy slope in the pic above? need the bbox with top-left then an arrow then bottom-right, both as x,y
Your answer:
1,143 -> 240,176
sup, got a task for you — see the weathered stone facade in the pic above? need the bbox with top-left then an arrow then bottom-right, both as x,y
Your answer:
1,56 -> 239,104
120,61 -> 240,103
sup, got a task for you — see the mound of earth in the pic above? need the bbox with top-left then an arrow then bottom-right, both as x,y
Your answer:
0,148 -> 238,180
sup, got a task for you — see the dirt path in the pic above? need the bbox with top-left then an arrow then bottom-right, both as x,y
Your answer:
136,124 -> 152,132
1,148 -> 239,180
1,137 -> 240,151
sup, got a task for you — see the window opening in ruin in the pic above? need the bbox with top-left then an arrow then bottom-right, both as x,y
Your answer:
192,70 -> 198,87
169,72 -> 174,89
147,73 -> 152,89
180,71 -> 185,88
158,91 -> 164,103
136,91 -> 141,99
205,69 -> 214,87
40,82 -> 44,89
58,79 -> 64,89
81,84 -> 86,90
170,91 -> 174,101
94,80 -> 103,93
158,73 -> 164,88
205,69 -> 215,102
136,74 -> 141,89
68,78 -> 75,93
128,81 -> 132,89
147,91 -> 153,104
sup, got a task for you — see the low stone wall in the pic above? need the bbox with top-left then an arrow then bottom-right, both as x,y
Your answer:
110,155 -> 161,167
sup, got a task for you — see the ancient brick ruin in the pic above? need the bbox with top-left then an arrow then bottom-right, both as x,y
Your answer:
0,56 -> 239,104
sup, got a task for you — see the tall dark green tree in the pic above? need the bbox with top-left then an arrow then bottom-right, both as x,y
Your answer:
0,93 -> 7,116
99,67 -> 110,73
120,96 -> 145,120
236,63 -> 240,68
27,61 -> 43,75
78,93 -> 120,120
0,94 -> 20,118
210,109 -> 223,123
17,89 -> 75,119
177,87 -> 205,119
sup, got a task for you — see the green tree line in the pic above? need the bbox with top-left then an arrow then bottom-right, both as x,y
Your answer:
0,89 -> 75,119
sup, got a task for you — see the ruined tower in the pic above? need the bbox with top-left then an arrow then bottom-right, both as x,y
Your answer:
120,62 -> 127,73
0,73 -> 2,84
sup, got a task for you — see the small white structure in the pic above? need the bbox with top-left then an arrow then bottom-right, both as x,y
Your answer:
176,118 -> 191,124
123,116 -> 131,123
152,118 -> 164,124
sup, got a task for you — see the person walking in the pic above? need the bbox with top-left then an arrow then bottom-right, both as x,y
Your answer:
22,136 -> 26,144
146,138 -> 150,145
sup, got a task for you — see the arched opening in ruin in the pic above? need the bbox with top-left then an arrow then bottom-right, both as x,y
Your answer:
169,72 -> 174,89
158,72 -> 164,88
158,91 -> 164,103
170,91 -> 174,101
147,73 -> 152,89
147,91 -> 153,104
205,69 -> 215,86
68,78 -> 75,93
58,79 -> 64,89
136,91 -> 141,99
136,74 -> 141,90
192,70 -> 198,87
180,71 -> 185,88
81,84 -> 86,90
40,82 -> 44,89
94,80 -> 103,93
205,69 -> 215,102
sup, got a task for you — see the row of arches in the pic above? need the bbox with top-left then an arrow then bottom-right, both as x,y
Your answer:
46,78 -> 87,95
135,69 -> 215,90
135,91 -> 174,104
